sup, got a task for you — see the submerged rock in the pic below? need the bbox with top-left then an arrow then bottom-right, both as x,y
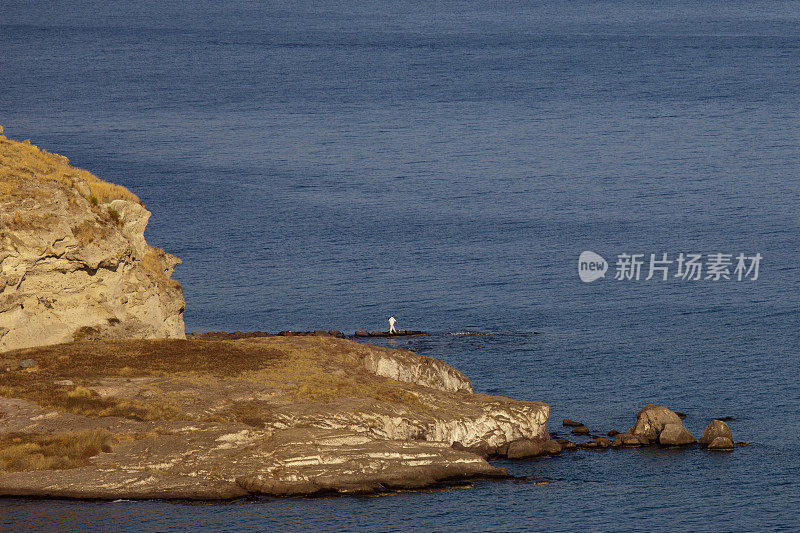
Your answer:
612,433 -> 648,447
594,437 -> 612,448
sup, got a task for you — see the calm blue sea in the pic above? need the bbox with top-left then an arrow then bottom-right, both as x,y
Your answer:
1,1 -> 799,531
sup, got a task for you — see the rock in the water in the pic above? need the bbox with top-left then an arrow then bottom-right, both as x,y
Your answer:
607,430 -> 620,437
562,419 -> 583,427
507,439 -> 542,459
18,359 -> 37,369
542,440 -> 562,456
699,420 -> 734,448
595,437 -> 612,448
657,423 -> 696,446
706,437 -> 735,450
571,425 -> 590,435
0,130 -> 185,352
612,434 -> 647,447
353,330 -> 369,337
674,411 -> 687,419
629,404 -> 683,441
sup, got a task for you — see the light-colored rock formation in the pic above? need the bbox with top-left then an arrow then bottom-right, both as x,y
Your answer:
0,128 -> 185,352
0,336 -> 549,498
358,345 -> 473,393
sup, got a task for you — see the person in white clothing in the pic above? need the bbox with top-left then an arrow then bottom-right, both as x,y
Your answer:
388,315 -> 397,334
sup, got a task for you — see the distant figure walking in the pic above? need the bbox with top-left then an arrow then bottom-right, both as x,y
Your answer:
388,315 -> 397,334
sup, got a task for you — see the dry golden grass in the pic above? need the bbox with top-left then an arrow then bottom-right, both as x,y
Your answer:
71,219 -> 111,246
0,430 -> 112,471
292,374 -> 425,409
0,128 -> 140,204
141,248 -> 181,289
0,338 -> 430,420
3,211 -> 55,230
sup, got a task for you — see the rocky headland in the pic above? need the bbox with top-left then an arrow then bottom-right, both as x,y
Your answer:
0,127 -> 737,500
0,336 -> 553,498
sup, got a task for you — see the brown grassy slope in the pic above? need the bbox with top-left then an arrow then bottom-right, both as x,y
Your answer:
0,337 -> 426,421
0,125 -> 140,204
0,430 -> 112,472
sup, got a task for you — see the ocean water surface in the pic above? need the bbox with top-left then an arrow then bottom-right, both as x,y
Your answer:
1,0 -> 798,530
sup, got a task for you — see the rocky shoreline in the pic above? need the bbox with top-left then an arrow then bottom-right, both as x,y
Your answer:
0,336 -> 557,499
0,336 -> 739,500
0,130 -> 738,501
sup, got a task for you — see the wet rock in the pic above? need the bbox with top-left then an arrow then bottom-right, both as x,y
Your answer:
657,423 -> 696,446
706,437 -> 734,451
612,434 -> 647,447
717,416 -> 735,422
629,404 -> 683,441
607,430 -> 620,437
555,438 -> 570,445
579,441 -> 597,449
562,441 -> 577,451
562,419 -> 583,427
18,359 -> 37,369
542,440 -> 562,456
354,330 -> 370,337
699,420 -> 733,448
595,437 -> 612,448
674,411 -> 687,419
495,443 -> 509,457
507,439 -> 542,459
571,425 -> 590,435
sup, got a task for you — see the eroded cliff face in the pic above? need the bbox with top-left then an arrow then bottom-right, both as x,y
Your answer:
0,127 -> 185,351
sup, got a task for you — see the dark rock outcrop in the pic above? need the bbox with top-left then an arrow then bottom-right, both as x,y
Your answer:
657,423 -> 696,447
507,439 -> 542,459
699,420 -> 734,450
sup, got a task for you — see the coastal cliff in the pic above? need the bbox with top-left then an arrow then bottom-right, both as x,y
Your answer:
0,336 -> 551,498
0,126 -> 185,351
0,127 -> 551,498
